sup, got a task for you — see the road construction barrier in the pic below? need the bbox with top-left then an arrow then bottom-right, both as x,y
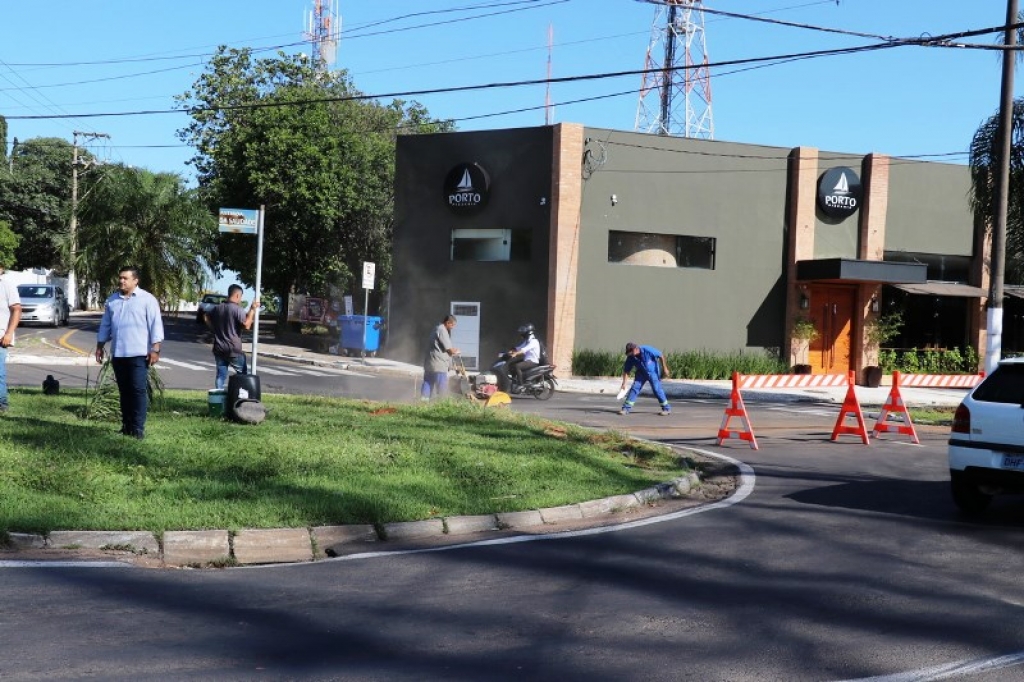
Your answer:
717,371 -> 868,450
870,370 -> 983,445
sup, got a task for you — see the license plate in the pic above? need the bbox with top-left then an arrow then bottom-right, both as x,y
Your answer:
1001,455 -> 1024,471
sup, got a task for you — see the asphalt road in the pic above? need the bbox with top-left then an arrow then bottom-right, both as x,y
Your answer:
3,321 -> 1023,681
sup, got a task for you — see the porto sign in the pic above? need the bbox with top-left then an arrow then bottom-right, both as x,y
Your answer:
817,166 -> 862,219
444,162 -> 490,214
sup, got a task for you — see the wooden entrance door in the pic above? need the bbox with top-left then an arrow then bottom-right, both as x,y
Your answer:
808,285 -> 855,374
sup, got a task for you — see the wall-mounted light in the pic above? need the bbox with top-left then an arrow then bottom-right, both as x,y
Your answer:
610,194 -> 618,206
799,292 -> 809,310
870,295 -> 880,313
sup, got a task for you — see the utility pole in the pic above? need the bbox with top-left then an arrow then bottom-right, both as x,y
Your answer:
986,0 -> 1018,373
69,130 -> 109,310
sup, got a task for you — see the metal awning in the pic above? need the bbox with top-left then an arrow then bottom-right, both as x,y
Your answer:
796,258 -> 927,284
1005,287 -> 1024,300
891,282 -> 988,297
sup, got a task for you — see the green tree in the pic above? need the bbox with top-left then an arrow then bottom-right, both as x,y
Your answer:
72,164 -> 217,307
0,219 -> 21,267
176,47 -> 452,316
0,137 -> 82,269
968,98 -> 1024,284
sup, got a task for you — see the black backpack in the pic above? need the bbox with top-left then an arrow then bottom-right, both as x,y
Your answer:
538,341 -> 550,366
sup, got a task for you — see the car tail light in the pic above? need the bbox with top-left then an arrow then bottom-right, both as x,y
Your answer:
951,403 -> 971,434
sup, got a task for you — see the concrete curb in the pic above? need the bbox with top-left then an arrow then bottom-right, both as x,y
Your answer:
6,475 -> 705,568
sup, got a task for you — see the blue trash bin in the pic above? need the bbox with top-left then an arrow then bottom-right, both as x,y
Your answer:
338,315 -> 382,354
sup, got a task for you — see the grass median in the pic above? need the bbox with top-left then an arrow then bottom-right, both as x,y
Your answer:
0,389 -> 696,535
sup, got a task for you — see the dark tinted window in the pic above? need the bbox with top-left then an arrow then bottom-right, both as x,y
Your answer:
17,286 -> 52,298
972,364 -> 1024,404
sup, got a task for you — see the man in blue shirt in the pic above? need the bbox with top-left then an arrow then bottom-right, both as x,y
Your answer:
95,266 -> 164,439
618,342 -> 671,416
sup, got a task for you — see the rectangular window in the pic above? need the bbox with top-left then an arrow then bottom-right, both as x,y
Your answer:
608,231 -> 716,270
451,229 -> 531,262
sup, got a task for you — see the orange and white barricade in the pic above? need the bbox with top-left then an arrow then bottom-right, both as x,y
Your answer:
871,370 -> 983,444
717,371 -> 868,449
830,371 -> 870,445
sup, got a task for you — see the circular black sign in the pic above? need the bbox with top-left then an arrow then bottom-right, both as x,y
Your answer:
817,166 -> 862,219
444,162 -> 490,214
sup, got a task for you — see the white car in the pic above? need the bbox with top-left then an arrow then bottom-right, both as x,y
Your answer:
948,357 -> 1024,514
17,284 -> 70,327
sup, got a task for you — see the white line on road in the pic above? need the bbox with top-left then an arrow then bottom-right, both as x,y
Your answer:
0,561 -> 131,569
157,357 -> 207,371
835,651 -> 1024,681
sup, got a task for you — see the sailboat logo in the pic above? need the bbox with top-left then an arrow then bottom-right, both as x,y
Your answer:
818,166 -> 861,218
445,162 -> 490,212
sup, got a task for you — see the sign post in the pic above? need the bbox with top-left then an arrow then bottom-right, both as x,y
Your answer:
361,262 -> 375,355
218,206 -> 264,375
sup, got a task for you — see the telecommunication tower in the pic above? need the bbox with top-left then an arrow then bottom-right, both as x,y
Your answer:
305,0 -> 340,70
634,0 -> 714,139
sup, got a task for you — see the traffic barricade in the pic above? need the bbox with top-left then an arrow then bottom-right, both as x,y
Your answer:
717,371 -> 868,450
870,370 -> 984,444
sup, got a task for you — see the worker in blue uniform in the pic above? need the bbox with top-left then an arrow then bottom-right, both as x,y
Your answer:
618,342 -> 671,416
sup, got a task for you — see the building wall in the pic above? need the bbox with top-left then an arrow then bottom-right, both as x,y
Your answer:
573,128 -> 792,354
390,127 -> 554,367
812,153 -> 866,260
884,160 -> 974,256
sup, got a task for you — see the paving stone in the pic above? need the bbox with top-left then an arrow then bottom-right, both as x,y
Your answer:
538,504 -> 583,524
163,530 -> 230,567
635,485 -> 673,504
48,530 -> 158,555
495,510 -> 545,529
579,494 -> 640,518
673,473 -> 700,496
444,514 -> 499,536
383,519 -> 444,541
311,524 -> 378,557
8,533 -> 45,549
233,528 -> 313,565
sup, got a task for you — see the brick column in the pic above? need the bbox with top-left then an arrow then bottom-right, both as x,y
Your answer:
855,153 -> 890,378
786,147 -> 818,364
547,124 -> 584,374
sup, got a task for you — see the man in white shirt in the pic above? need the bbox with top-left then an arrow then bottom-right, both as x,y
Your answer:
506,323 -> 541,391
0,262 -> 22,413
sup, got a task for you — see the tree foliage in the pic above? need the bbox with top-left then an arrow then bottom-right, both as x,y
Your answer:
0,219 -> 21,267
0,137 -> 81,269
176,48 -> 452,315
73,164 -> 217,307
968,98 -> 1024,284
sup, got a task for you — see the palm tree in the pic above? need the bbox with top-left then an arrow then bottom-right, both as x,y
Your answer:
70,164 -> 217,307
968,98 -> 1024,284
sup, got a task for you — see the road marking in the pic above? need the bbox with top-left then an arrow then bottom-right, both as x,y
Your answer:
766,406 -> 839,417
834,650 -> 1024,681
157,357 -> 207,371
0,561 -> 131,569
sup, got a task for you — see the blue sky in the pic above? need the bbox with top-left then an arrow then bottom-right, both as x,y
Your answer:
2,0 -> 1020,180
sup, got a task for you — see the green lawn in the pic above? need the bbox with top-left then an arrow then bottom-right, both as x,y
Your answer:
0,389 -> 695,535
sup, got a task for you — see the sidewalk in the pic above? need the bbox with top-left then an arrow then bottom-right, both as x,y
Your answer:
8,313 -> 969,408
257,342 -> 969,408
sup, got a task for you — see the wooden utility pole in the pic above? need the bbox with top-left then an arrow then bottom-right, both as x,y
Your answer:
69,130 -> 109,310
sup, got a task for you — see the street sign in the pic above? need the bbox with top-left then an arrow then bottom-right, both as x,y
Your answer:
218,208 -> 259,235
362,262 -> 376,290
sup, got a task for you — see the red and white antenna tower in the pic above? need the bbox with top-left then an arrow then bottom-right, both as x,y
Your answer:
306,0 -> 340,70
635,0 -> 714,138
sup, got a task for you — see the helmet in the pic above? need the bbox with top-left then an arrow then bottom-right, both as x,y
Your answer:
517,323 -> 535,338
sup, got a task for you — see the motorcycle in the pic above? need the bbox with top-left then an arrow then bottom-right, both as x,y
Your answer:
490,352 -> 558,400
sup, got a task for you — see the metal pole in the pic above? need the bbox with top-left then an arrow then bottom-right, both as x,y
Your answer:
251,205 -> 265,375
985,0 -> 1018,374
68,130 -> 108,310
362,287 -> 369,357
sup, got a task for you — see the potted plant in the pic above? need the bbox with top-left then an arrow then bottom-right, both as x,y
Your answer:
790,316 -> 819,374
863,311 -> 903,387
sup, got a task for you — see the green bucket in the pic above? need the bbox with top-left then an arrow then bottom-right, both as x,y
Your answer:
207,389 -> 226,418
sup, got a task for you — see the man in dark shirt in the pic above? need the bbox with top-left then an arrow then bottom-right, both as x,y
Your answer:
204,284 -> 259,389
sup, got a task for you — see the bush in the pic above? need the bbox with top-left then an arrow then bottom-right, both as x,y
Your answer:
878,347 -> 979,375
571,347 -> 787,380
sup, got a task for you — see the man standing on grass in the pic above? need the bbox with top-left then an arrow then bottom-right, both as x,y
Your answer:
0,262 -> 22,414
204,284 -> 259,389
618,342 -> 671,416
95,266 -> 164,439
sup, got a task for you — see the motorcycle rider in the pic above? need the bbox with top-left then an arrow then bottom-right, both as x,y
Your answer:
505,323 -> 541,393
